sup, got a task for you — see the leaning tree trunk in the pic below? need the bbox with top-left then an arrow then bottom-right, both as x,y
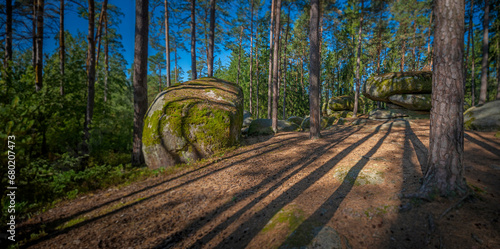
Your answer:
59,0 -> 65,95
271,0 -> 282,133
309,0 -> 320,139
478,0 -> 489,105
420,0 -> 467,197
35,0 -> 44,91
207,0 -> 215,77
190,0 -> 197,80
267,0 -> 276,119
353,0 -> 363,117
82,0 -> 96,159
165,0 -> 171,86
132,0 -> 149,166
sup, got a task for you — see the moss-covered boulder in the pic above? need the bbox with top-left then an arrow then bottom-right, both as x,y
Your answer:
363,71 -> 432,102
287,116 -> 304,126
301,116 -> 330,130
328,95 -> 354,111
142,77 -> 243,169
388,94 -> 432,111
328,110 -> 354,119
248,119 -> 300,136
464,100 -> 500,131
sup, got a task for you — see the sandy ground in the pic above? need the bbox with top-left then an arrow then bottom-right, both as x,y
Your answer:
16,118 -> 500,249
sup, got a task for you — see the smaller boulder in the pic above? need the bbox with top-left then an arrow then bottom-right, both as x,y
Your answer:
388,94 -> 431,111
337,118 -> 346,125
248,119 -> 300,136
287,116 -> 304,126
464,100 -> 500,131
243,111 -> 253,127
368,109 -> 409,120
328,96 -> 354,111
351,119 -> 368,126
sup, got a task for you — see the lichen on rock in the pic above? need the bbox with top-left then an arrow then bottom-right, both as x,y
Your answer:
142,77 -> 243,169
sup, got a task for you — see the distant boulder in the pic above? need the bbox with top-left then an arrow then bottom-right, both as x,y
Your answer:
287,116 -> 304,126
243,110 -> 253,127
142,77 -> 243,169
328,95 -> 354,111
301,116 -> 330,130
248,119 -> 300,136
388,94 -> 432,111
464,100 -> 500,131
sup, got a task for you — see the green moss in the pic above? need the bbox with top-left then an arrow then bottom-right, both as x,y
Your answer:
261,205 -> 305,233
142,110 -> 164,147
56,216 -> 87,230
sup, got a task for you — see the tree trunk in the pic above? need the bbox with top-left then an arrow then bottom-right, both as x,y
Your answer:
309,0 -> 320,139
59,0 -> 65,95
472,28 -> 476,106
5,0 -> 13,65
32,2 -> 36,69
400,27 -> 406,72
427,10 -> 433,68
464,0 -> 473,94
271,0 -> 281,133
82,0 -> 95,158
104,12 -> 109,102
207,0 -> 215,77
236,25 -> 243,85
282,5 -> 290,120
95,0 -> 108,70
420,0 -> 466,197
190,0 -> 197,80
411,3 -> 417,71
132,0 -> 149,166
478,0 -> 489,105
249,0 -> 254,114
256,44 -> 260,118
353,0 -> 363,117
35,0 -> 44,92
497,37 -> 500,100
165,0 -> 171,87
267,0 -> 276,119
174,41 -> 178,84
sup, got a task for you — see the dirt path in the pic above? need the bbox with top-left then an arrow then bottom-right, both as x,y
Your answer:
18,119 -> 500,248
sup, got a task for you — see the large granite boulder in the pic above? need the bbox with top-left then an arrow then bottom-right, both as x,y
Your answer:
301,116 -> 330,130
363,71 -> 432,111
142,77 -> 243,169
464,100 -> 500,131
248,119 -> 300,136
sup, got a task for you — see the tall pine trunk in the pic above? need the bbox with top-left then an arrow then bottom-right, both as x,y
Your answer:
427,10 -> 433,68
267,0 -> 275,119
190,0 -> 197,80
420,0 -> 466,197
400,27 -> 406,72
35,0 -> 44,91
83,0 -> 96,158
478,0 -> 489,105
309,0 -> 320,139
59,0 -> 65,95
165,0 -> 171,87
249,0 -> 254,114
95,0 -> 108,71
104,12 -> 109,102
132,0 -> 149,166
236,26 -> 243,85
353,0 -> 363,117
271,0 -> 282,133
282,5 -> 290,120
497,37 -> 500,100
207,0 -> 215,77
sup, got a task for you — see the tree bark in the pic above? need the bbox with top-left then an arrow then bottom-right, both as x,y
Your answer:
271,0 -> 281,133
427,10 -> 433,68
82,0 -> 95,158
165,0 -> 171,87
207,0 -> 215,77
95,0 -> 108,70
59,0 -> 65,95
282,4 -> 290,120
353,0 -> 363,117
497,37 -> 500,100
309,0 -> 320,139
478,0 -> 489,105
267,0 -> 276,119
236,25 -> 243,85
104,12 -> 109,102
5,0 -> 13,66
249,0 -> 254,114
472,28 -> 476,106
400,27 -> 406,72
35,0 -> 44,92
190,0 -> 197,80
132,0 -> 149,166
464,0 -> 472,92
420,0 -> 467,197
174,41 -> 178,83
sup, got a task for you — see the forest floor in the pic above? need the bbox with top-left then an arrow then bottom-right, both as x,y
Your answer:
17,118 -> 500,249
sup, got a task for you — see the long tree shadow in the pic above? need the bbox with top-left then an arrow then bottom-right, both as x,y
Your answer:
464,133 -> 500,156
406,122 -> 428,180
468,131 -> 500,147
207,122 -> 390,248
153,126 -> 363,248
20,131 -> 307,248
279,123 -> 393,248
